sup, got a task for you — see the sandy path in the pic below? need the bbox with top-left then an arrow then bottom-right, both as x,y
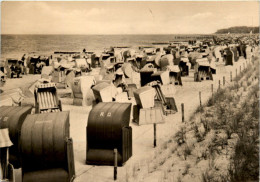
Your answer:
1,74 -> 41,92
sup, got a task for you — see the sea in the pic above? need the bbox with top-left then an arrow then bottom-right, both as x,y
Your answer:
1,34 -> 197,60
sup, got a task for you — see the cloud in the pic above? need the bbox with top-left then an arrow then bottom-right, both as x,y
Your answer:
191,12 -> 213,19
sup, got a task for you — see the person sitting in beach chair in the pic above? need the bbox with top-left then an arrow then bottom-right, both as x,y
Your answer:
18,60 -> 24,75
36,60 -> 46,74
15,62 -> 22,78
10,63 -> 21,78
10,64 -> 15,78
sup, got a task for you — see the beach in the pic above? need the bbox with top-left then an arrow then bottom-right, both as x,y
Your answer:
2,55 -> 251,182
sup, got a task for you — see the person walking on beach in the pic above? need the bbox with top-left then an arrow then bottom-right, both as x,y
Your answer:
21,54 -> 27,74
231,45 -> 239,62
241,43 -> 247,59
225,47 -> 233,66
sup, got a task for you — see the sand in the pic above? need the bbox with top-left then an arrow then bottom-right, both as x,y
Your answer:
1,57 -> 251,182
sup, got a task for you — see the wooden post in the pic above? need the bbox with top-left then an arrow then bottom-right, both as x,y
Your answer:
153,124 -> 157,148
0,148 -> 8,180
114,149 -> 118,180
211,84 -> 213,97
181,103 -> 184,123
199,91 -> 202,107
230,71 -> 232,82
223,76 -> 225,86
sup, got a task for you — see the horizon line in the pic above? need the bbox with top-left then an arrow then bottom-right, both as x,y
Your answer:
1,33 -> 216,35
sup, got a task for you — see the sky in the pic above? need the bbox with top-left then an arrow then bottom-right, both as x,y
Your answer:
1,1 -> 259,34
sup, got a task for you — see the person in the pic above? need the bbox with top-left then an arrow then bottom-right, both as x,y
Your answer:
175,48 -> 180,59
170,48 -> 176,59
36,60 -> 44,74
222,48 -> 227,63
207,52 -> 216,74
83,48 -> 86,53
241,42 -> 247,59
21,54 -> 26,62
225,47 -> 233,66
237,43 -> 242,56
154,48 -> 162,68
231,45 -> 239,62
10,64 -> 15,78
86,57 -> 92,72
15,62 -> 21,78
173,51 -> 181,66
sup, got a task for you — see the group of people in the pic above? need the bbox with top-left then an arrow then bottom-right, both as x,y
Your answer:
140,39 -> 255,75
215,42 -> 255,66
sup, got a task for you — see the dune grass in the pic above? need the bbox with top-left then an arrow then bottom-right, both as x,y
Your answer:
121,56 -> 259,182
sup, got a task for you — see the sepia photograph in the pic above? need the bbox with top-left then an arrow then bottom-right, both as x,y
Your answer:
0,1 -> 259,182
